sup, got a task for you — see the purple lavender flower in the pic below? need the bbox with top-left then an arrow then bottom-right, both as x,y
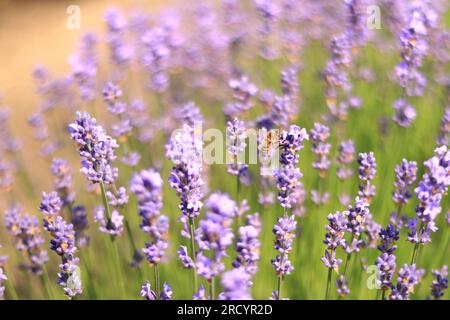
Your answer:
218,268 -> 252,300
70,32 -> 98,102
4,206 -> 48,275
224,76 -> 258,116
226,118 -> 249,182
376,252 -> 397,293
70,205 -> 89,247
233,213 -> 261,277
69,111 -> 119,185
193,284 -> 206,300
254,0 -> 280,60
166,124 -> 204,223
51,158 -> 75,207
389,264 -> 425,300
275,125 -> 309,208
40,192 -> 82,298
393,99 -> 416,128
357,152 -> 376,202
336,275 -> 350,296
436,107 -> 450,146
408,146 -> 450,244
337,140 -> 355,180
344,197 -> 370,254
271,215 -> 296,276
104,8 -> 133,69
130,169 -> 169,263
140,281 -> 157,300
321,211 -> 346,272
310,123 -> 331,176
429,266 -> 448,300
177,246 -> 194,269
94,207 -> 124,237
392,159 -> 418,206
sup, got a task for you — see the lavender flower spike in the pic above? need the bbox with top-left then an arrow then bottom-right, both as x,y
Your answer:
218,268 -> 252,300
69,111 -> 119,185
357,152 -> 376,202
40,192 -> 82,298
429,266 -> 448,300
0,246 -> 6,300
408,146 -> 450,245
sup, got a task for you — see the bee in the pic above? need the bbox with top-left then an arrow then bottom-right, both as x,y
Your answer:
260,129 -> 280,160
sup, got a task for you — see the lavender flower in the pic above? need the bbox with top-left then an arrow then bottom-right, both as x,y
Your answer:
436,107 -> 449,146
141,280 -> 171,300
94,207 -> 124,237
275,125 -> 309,208
166,124 -> 204,223
51,158 -> 74,207
193,284 -> 206,300
357,152 -> 376,202
337,140 -> 355,180
376,253 -> 397,293
310,123 -> 331,177
218,268 -> 252,300
321,211 -> 346,272
392,159 -> 418,207
69,111 -> 119,185
70,205 -> 89,247
177,246 -> 194,269
4,206 -> 48,275
226,118 -> 249,182
271,215 -> 296,276
336,275 -> 350,296
429,266 -> 448,300
389,264 -> 425,300
130,168 -> 169,265
408,146 -> 450,244
40,192 -> 82,298
224,76 -> 258,116
233,213 -> 261,277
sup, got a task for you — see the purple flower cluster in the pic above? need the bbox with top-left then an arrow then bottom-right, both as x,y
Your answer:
4,206 -> 48,275
51,158 -> 75,207
226,118 -> 249,181
392,159 -> 418,206
70,205 -> 90,247
310,123 -> 331,176
375,224 -> 399,294
195,193 -> 236,282
393,1 -> 435,127
94,207 -> 124,237
408,146 -> 450,244
130,168 -> 169,265
275,125 -> 309,208
224,76 -> 258,117
140,280 -> 172,300
389,264 -> 424,300
40,192 -> 82,298
429,265 -> 448,300
357,152 -> 376,202
218,268 -> 252,300
166,124 -> 204,224
233,213 -> 261,277
344,197 -> 370,254
321,211 -> 346,272
436,107 -> 449,146
271,215 -> 296,276
337,140 -> 355,180
69,111 -> 119,185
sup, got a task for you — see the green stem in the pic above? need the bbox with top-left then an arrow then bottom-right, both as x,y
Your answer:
325,267 -> 332,300
209,278 -> 215,300
154,265 -> 160,299
99,181 -> 112,222
381,289 -> 386,301
411,243 -> 420,265
111,237 -> 125,296
188,217 -> 198,293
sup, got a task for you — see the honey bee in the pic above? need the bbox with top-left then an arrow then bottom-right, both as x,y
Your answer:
260,129 -> 280,160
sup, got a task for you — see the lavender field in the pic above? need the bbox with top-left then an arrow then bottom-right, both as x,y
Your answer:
0,0 -> 449,300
